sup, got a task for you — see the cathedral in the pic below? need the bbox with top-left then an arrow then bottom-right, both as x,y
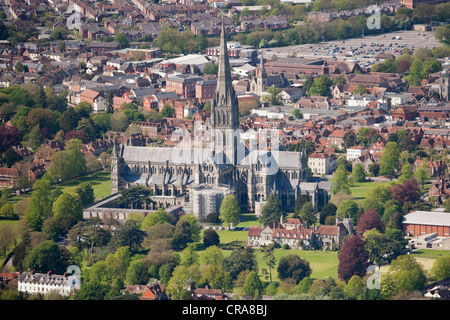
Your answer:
110,21 -> 330,221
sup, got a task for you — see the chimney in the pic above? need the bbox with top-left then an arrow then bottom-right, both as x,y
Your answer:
63,272 -> 68,278
47,271 -> 52,276
31,270 -> 35,275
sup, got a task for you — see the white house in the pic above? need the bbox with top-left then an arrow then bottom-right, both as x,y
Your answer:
347,145 -> 367,161
17,271 -> 80,296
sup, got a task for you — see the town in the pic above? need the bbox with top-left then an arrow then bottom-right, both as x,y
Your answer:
0,0 -> 449,304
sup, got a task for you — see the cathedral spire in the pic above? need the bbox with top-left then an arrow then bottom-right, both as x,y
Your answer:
215,15 -> 233,105
211,14 -> 239,131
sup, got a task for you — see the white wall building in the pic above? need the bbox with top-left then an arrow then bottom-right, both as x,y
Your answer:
17,271 -> 80,296
347,145 -> 366,161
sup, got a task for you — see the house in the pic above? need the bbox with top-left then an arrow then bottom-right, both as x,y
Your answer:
347,145 -> 366,161
80,89 -> 106,112
392,105 -> 417,121
248,218 -> 316,249
166,74 -> 203,99
191,286 -> 226,300
17,271 -> 80,296
0,167 -> 19,189
248,217 -> 352,249
140,283 -> 167,300
112,96 -> 134,110
0,272 -> 20,285
195,79 -> 217,103
279,87 -> 304,104
308,152 -> 333,175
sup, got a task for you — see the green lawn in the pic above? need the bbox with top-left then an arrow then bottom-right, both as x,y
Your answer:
56,170 -> 112,201
349,180 -> 392,203
255,249 -> 339,281
202,212 -> 340,281
410,249 -> 450,259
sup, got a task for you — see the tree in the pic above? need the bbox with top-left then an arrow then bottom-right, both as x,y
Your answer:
115,186 -> 154,210
319,203 -> 337,225
26,240 -> 70,274
75,182 -> 95,207
351,163 -> 366,183
167,265 -> 199,300
414,158 -> 431,189
0,125 -> 21,153
26,178 -> 53,231
356,210 -> 384,234
203,228 -> 220,248
292,109 -> 303,119
125,260 -> 149,285
398,162 -> 414,184
172,219 -> 193,251
294,194 -> 310,218
160,105 -> 175,118
52,192 -> 83,221
297,276 -> 313,294
379,142 -> 400,177
390,178 -> 421,205
75,280 -> 112,300
381,255 -> 426,299
141,208 -> 170,231
364,229 -> 406,265
219,194 -> 240,229
262,86 -> 282,105
430,256 -> 450,281
0,202 -> 15,219
260,193 -> 284,226
222,247 -> 258,280
343,130 -> 357,149
368,163 -> 380,177
202,62 -> 218,75
298,201 -> 316,227
331,164 -> 351,195
352,84 -> 369,95
244,271 -> 263,297
261,244 -> 277,283
111,220 -> 146,252
110,111 -> 129,132
344,275 -> 366,300
337,200 -> 359,225
0,223 -> 15,256
48,139 -> 87,182
69,218 -> 112,251
308,75 -> 332,96
115,33 -> 129,48
277,254 -> 312,284
338,235 -> 369,282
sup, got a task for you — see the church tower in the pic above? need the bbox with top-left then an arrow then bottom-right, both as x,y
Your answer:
440,69 -> 449,101
256,51 -> 267,97
211,17 -> 240,166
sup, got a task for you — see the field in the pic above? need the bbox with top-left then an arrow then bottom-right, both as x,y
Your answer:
209,213 -> 340,281
56,170 -> 112,201
349,180 -> 392,204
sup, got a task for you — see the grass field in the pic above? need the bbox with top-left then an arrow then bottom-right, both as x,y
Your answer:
206,213 -> 340,281
349,180 -> 393,203
56,170 -> 111,201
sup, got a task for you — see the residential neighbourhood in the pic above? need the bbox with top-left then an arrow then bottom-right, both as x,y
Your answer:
0,0 -> 449,305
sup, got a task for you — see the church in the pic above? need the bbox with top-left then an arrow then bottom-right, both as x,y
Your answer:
110,21 -> 330,221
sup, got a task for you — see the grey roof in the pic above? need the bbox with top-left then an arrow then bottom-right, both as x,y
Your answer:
240,150 -> 302,169
403,211 -> 450,227
18,272 -> 72,285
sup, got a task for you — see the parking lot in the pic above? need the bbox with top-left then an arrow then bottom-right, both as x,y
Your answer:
265,30 -> 442,68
